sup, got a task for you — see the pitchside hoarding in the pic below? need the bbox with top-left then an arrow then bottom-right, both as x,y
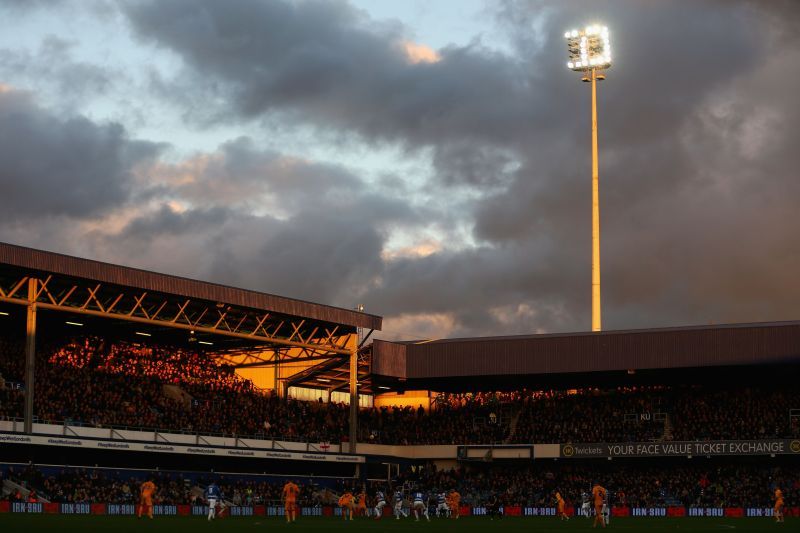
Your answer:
560,439 -> 800,458
0,503 -> 797,517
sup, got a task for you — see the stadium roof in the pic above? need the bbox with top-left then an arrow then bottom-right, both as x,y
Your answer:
0,241 -> 380,360
370,320 -> 800,388
0,242 -> 380,330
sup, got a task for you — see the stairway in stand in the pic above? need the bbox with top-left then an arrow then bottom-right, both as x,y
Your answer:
662,414 -> 674,441
503,407 -> 523,444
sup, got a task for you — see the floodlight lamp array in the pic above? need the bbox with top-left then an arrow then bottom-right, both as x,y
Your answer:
565,25 -> 611,71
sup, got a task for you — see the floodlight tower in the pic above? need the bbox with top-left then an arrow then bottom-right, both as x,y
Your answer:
565,25 -> 611,332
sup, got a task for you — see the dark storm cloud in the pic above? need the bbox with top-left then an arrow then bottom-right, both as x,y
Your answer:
432,142 -> 518,188
363,241 -> 584,336
208,206 -> 388,304
160,136 -> 364,211
123,0 -> 542,149
66,132 -> 423,308
0,88 -> 161,221
89,193 -> 414,308
122,0 -> 761,173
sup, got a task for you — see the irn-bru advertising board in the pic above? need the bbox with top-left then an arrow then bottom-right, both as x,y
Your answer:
0,502 -> 797,518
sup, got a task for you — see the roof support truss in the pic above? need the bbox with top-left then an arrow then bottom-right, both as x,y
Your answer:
0,272 -> 354,356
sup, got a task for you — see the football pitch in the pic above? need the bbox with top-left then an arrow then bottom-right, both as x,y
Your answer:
0,516 -> 792,533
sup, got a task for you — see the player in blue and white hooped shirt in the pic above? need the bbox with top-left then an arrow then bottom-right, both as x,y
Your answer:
205,482 -> 223,521
581,490 -> 591,518
435,491 -> 449,518
412,491 -> 429,522
393,489 -> 408,519
374,490 -> 386,520
602,489 -> 610,525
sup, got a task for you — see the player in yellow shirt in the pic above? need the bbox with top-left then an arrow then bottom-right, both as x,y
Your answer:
137,479 -> 156,519
774,487 -> 784,523
339,490 -> 355,521
282,480 -> 300,523
556,491 -> 569,521
592,484 -> 606,528
356,490 -> 367,517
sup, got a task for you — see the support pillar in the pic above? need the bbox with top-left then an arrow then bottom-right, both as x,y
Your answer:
24,278 -> 38,434
275,356 -> 286,399
348,348 -> 357,454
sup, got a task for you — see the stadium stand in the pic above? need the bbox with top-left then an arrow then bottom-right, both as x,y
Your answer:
511,386 -> 800,444
1,336 -> 799,445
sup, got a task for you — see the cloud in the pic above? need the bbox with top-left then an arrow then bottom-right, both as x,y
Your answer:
0,0 -> 64,10
381,239 -> 442,261
144,136 -> 364,215
381,312 -> 457,342
0,87 -> 161,222
401,40 -> 441,65
51,134 -> 424,309
79,195 -> 412,308
123,0 -> 541,151
0,36 -> 115,112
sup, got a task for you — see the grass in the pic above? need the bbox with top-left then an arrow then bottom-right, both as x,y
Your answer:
0,516 -> 792,533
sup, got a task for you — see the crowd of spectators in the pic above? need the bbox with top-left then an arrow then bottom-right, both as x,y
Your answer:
3,462 -> 797,509
35,468 -> 187,505
511,387 -> 671,444
396,462 -> 799,509
670,387 -> 799,441
1,464 -> 323,506
0,339 -> 24,422
1,336 -> 799,445
0,337 -> 510,444
0,337 -> 351,441
359,401 -> 510,445
511,386 -> 800,444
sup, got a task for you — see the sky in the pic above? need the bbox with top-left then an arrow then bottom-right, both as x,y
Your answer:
0,0 -> 799,341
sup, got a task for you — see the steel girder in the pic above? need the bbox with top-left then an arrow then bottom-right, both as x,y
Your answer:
0,272 -> 355,362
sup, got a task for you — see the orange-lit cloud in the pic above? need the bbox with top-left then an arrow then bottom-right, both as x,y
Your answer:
489,303 -> 551,334
381,239 -> 441,261
144,154 -> 217,187
401,40 -> 441,64
381,312 -> 456,341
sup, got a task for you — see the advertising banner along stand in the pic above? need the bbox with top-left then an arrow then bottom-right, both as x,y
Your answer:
560,439 -> 800,458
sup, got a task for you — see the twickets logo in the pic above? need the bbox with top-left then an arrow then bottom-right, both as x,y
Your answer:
791,440 -> 800,453
562,444 -> 575,457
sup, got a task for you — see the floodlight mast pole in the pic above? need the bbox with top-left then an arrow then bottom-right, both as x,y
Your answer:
566,25 -> 609,332
590,66 -> 601,332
